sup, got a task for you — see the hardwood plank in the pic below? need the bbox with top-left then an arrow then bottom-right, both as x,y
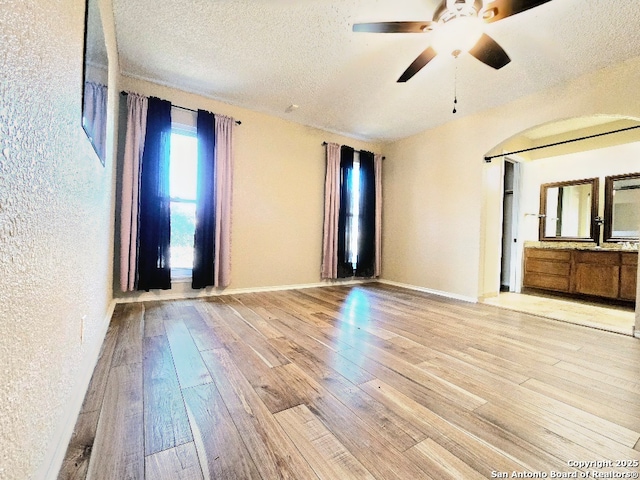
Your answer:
213,302 -> 290,367
143,301 -> 167,338
223,296 -> 285,339
196,303 -> 307,414
529,367 -> 640,414
349,352 -> 569,472
500,379 -> 640,449
275,405 -> 376,480
180,305 -> 224,351
339,344 -> 487,411
164,318 -> 212,389
145,443 -> 203,480
200,348 -> 320,480
86,362 -> 144,479
474,400 -> 640,462
278,363 -> 434,479
415,350 -> 640,449
522,378 -> 640,433
554,360 -> 640,396
143,334 -> 192,455
81,315 -> 121,413
405,438 -> 485,480
359,378 -> 529,476
111,303 -> 144,367
57,410 -> 100,480
473,401 -> 620,467
271,337 -> 426,450
182,383 -> 262,480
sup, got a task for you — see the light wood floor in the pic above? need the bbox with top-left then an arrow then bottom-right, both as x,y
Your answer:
59,283 -> 640,479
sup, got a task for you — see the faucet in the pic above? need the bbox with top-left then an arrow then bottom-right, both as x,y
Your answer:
594,216 -> 604,248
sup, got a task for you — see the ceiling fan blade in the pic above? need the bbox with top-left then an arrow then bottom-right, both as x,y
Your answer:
353,21 -> 433,33
397,46 -> 438,82
468,34 -> 511,69
482,0 -> 553,23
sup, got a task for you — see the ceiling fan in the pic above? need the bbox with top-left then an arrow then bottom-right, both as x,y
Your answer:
353,0 -> 553,82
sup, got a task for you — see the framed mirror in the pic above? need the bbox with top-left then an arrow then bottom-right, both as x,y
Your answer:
604,172 -> 640,242
539,178 -> 599,242
82,0 -> 108,165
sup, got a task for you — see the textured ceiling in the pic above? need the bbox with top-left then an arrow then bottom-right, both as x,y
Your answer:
111,0 -> 640,141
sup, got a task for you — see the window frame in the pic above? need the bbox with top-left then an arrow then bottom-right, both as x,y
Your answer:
168,111 -> 198,279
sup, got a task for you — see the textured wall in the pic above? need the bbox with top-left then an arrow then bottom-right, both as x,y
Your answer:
0,0 -> 116,478
116,76 -> 383,301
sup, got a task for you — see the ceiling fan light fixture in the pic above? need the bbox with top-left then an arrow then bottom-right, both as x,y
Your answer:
431,15 -> 484,56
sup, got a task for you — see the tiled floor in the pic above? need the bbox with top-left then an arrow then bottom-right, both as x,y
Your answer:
483,292 -> 636,335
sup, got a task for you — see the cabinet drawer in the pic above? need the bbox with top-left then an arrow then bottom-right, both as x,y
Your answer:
525,258 -> 571,276
523,272 -> 570,292
526,249 -> 571,261
621,252 -> 638,266
574,251 -> 619,265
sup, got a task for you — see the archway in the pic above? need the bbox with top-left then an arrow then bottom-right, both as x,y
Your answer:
479,114 -> 640,336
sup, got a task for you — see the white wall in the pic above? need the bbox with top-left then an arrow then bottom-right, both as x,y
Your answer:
382,55 -> 640,303
0,0 -> 119,478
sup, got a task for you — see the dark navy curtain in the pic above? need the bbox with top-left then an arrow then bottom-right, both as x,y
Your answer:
137,97 -> 172,291
337,146 -> 354,278
192,110 -> 216,289
355,151 -> 376,277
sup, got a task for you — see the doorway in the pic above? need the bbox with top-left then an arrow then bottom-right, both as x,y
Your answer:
499,159 -> 519,292
480,115 -> 640,336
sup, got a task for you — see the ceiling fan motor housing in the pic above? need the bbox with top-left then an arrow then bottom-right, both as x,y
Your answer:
434,0 -> 484,23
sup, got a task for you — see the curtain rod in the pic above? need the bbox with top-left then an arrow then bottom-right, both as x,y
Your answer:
483,124 -> 640,162
120,91 -> 241,125
322,142 -> 385,160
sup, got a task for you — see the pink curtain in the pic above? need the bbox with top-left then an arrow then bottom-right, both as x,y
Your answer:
321,143 -> 341,279
119,94 -> 148,292
374,153 -> 383,277
213,115 -> 235,287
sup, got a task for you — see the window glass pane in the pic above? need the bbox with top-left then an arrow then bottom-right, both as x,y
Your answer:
349,157 -> 361,266
170,201 -> 196,269
170,132 -> 198,201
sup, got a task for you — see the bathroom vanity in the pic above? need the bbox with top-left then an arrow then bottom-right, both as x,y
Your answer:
523,247 -> 638,302
525,171 -> 639,303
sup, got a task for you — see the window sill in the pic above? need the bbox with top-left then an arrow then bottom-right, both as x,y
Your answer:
171,268 -> 192,282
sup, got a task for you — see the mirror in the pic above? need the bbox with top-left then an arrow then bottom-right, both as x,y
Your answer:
604,172 -> 640,242
82,0 -> 108,165
539,178 -> 599,241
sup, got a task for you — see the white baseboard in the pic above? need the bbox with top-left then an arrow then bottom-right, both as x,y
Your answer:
115,278 -> 374,304
37,299 -> 117,480
377,279 -> 478,304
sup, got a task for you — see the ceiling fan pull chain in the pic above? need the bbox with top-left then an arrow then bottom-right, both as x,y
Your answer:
453,57 -> 458,114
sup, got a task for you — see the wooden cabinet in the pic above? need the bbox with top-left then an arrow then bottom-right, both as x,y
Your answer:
620,253 -> 638,301
523,247 -> 637,302
523,248 -> 571,293
573,251 -> 619,299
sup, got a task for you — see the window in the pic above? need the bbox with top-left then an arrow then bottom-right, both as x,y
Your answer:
169,111 -> 198,278
347,153 -> 361,267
